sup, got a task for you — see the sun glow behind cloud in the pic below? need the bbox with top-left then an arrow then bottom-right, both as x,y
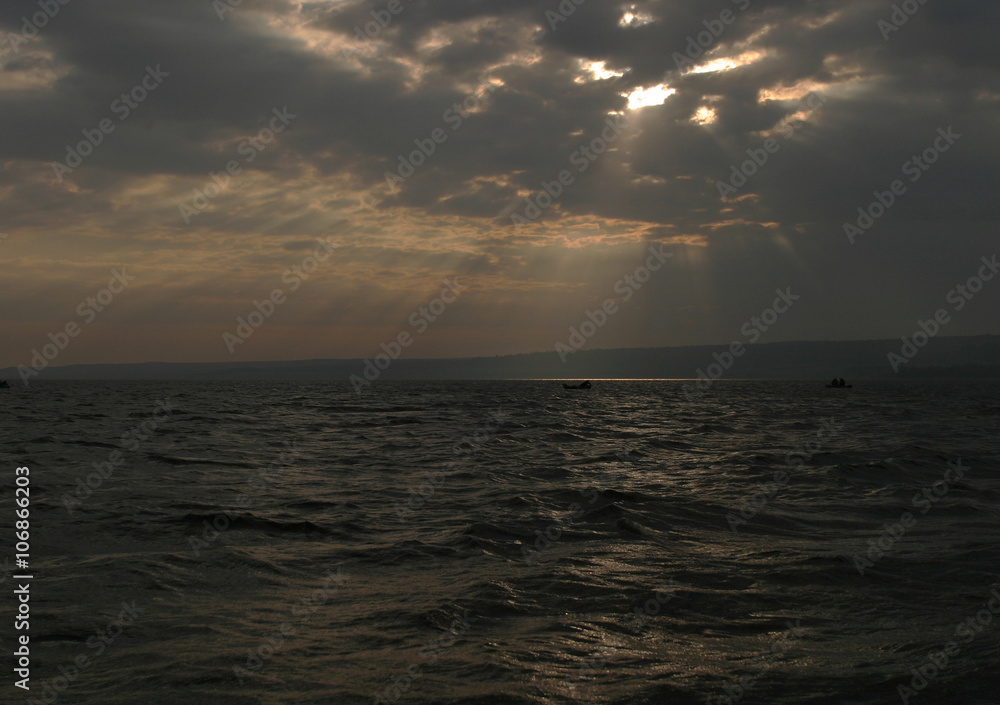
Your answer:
618,9 -> 656,27
624,84 -> 675,109
2,0 -> 993,366
684,51 -> 766,76
692,106 -> 717,124
577,60 -> 626,83
758,77 -> 831,102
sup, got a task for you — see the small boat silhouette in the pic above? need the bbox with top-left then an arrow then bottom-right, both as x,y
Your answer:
563,381 -> 592,390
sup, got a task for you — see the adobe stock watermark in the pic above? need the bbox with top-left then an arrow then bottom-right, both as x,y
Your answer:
727,417 -> 839,532
222,236 -> 346,353
18,268 -> 136,385
188,442 -> 298,556
4,0 -> 72,56
395,408 -> 508,519
178,106 -> 296,224
563,582 -> 678,695
844,126 -> 961,243
214,0 -> 244,21
341,0 -> 413,57
545,0 -> 588,30
878,0 -> 930,41
21,600 -> 144,704
887,255 -> 997,372
233,567 -> 349,684
350,278 -> 467,394
672,0 -> 752,73
372,610 -> 478,705
682,287 -> 799,399
556,244 -> 671,362
522,486 -> 602,563
852,459 -> 969,576
589,450 -> 643,490
51,65 -> 169,182
61,399 -> 174,514
384,75 -> 497,190
894,582 -> 1000,704
716,91 -> 827,199
509,113 -> 626,230
706,620 -> 807,705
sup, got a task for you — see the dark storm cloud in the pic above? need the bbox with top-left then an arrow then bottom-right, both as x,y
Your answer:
2,0 -> 996,217
307,0 -> 999,237
0,0 -> 997,366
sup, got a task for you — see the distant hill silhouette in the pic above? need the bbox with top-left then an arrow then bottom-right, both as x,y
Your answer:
1,335 -> 998,382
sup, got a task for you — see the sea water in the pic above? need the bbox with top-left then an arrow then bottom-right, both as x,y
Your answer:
1,379 -> 999,704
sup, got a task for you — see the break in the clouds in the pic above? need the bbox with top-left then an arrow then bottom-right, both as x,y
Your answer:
0,0 -> 997,366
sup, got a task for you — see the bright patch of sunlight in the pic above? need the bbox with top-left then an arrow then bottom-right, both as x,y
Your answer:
619,9 -> 655,27
692,106 -> 717,124
624,84 -> 675,109
685,50 -> 765,75
577,60 -> 626,83
759,79 -> 827,102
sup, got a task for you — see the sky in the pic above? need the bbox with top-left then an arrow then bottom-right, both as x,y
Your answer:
1,0 -> 998,367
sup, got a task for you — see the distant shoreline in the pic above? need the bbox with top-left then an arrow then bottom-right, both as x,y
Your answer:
2,334 -> 997,382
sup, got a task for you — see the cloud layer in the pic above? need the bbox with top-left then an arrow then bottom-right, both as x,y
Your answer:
1,0 -> 997,365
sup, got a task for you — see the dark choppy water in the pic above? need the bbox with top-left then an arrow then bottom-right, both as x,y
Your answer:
2,380 -> 1000,705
